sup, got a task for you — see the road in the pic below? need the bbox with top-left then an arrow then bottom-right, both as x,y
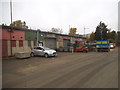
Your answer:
2,48 -> 118,88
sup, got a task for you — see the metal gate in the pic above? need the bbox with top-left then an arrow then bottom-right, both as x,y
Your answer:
63,39 -> 70,51
45,38 -> 56,49
2,40 -> 8,57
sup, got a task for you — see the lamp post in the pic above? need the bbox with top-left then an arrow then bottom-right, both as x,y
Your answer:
10,0 -> 13,56
10,0 -> 13,25
69,25 -> 70,31
84,26 -> 89,37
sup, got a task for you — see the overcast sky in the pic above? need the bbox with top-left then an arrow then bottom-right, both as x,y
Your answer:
1,0 -> 119,34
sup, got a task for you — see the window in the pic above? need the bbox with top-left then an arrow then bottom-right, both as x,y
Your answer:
11,40 -> 16,47
36,47 -> 43,50
19,40 -> 23,47
28,40 -> 31,47
34,47 -> 37,49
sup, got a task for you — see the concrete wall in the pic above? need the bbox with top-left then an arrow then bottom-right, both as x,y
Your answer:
23,40 -> 31,52
7,40 -> 11,56
31,41 -> 34,49
11,40 -> 31,56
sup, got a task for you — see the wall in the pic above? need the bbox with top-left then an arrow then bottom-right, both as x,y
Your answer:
2,29 -> 25,40
7,40 -> 11,56
11,30 -> 25,40
25,31 -> 37,40
2,26 -> 85,56
2,28 -> 25,56
12,40 -> 31,55
2,29 -> 10,40
2,40 -> 7,57
57,36 -> 63,48
39,32 -> 45,41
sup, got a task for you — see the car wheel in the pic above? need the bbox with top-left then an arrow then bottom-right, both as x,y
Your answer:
31,52 -> 35,57
83,50 -> 87,53
53,54 -> 57,57
97,50 -> 100,52
85,51 -> 88,53
44,53 -> 49,58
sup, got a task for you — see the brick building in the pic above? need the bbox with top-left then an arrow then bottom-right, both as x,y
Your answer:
1,25 -> 86,57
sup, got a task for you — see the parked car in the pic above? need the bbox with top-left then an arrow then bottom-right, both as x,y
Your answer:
75,45 -> 89,52
73,41 -> 89,52
31,46 -> 57,58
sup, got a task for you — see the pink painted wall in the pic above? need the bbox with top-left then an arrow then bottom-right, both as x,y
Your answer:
2,29 -> 25,40
0,29 -> 2,39
11,30 -> 25,40
2,29 -> 10,40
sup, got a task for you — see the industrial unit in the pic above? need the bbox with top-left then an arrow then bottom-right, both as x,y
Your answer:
1,25 -> 86,57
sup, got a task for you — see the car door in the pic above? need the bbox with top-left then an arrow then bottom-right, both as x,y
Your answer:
33,47 -> 38,55
36,47 -> 44,56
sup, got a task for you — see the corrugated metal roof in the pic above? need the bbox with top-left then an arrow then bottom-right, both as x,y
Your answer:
1,25 -> 86,39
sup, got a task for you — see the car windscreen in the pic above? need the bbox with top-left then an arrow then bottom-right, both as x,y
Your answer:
42,47 -> 51,50
110,43 -> 113,45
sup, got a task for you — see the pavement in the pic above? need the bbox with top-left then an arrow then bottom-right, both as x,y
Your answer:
2,48 -> 118,88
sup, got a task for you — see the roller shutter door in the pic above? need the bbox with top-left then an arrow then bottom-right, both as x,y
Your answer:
45,38 -> 56,49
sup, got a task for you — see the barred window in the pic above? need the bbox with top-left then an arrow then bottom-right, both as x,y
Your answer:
11,40 -> 16,47
19,40 -> 23,47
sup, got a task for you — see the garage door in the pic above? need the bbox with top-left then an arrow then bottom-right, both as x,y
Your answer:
45,38 -> 56,49
63,39 -> 70,51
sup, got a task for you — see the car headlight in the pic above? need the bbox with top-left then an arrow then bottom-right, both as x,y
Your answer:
110,45 -> 114,47
96,45 -> 100,48
49,51 -> 53,54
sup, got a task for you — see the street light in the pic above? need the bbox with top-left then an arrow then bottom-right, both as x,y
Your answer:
10,0 -> 13,56
84,26 -> 89,37
10,0 -> 13,26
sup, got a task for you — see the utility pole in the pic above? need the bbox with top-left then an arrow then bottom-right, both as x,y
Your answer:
10,0 -> 13,56
10,0 -> 13,25
84,26 -> 89,37
101,30 -> 103,40
69,25 -> 70,31
69,25 -> 74,53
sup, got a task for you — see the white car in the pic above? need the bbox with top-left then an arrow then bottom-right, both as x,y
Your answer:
31,46 -> 57,58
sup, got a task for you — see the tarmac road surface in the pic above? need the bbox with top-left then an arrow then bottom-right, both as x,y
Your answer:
2,48 -> 118,88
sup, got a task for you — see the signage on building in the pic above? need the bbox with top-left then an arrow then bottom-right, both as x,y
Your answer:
63,36 -> 70,39
46,34 -> 56,38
